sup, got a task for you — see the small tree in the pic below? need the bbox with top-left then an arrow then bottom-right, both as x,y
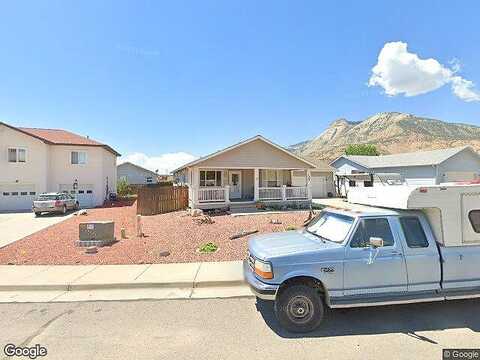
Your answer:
345,144 -> 379,156
117,178 -> 132,197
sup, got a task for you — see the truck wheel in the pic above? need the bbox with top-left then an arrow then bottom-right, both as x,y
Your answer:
274,284 -> 324,333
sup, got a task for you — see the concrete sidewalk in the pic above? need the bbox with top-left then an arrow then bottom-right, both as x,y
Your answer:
0,261 -> 253,303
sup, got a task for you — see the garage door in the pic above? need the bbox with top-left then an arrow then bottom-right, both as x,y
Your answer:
311,172 -> 327,198
444,172 -> 478,183
0,184 -> 37,211
59,184 -> 95,208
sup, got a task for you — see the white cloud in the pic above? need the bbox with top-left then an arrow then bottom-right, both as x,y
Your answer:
118,152 -> 198,174
368,41 -> 480,102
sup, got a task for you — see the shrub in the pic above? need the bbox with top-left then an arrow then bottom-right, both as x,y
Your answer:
199,242 -> 218,253
285,225 -> 297,231
117,178 -> 133,197
345,144 -> 379,156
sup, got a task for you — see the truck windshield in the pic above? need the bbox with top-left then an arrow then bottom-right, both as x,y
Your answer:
306,212 -> 354,243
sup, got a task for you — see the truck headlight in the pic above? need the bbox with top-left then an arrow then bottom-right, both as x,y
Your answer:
254,259 -> 273,279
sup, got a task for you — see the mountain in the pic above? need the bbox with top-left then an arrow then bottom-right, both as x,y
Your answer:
292,112 -> 480,161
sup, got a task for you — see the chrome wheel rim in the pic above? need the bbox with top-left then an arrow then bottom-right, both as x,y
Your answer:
286,295 -> 314,324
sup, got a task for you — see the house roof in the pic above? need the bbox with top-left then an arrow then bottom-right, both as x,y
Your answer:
117,161 -> 159,177
172,135 -> 317,173
331,146 -> 477,169
0,122 -> 120,156
301,156 -> 334,172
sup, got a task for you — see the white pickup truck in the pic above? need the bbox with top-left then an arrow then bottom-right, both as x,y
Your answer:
244,184 -> 480,332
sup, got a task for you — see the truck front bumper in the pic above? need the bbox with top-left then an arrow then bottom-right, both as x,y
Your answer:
243,260 -> 279,301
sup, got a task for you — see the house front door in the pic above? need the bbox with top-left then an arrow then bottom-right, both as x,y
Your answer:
229,171 -> 242,199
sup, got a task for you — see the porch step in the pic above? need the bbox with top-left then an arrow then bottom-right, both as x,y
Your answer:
229,202 -> 258,214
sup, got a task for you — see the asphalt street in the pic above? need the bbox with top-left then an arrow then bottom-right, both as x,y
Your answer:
1,297 -> 480,360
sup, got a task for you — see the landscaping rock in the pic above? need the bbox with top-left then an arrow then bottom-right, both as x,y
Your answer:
190,208 -> 203,217
85,246 -> 98,254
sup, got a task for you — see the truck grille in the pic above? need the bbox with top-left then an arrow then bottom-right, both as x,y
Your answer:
247,251 -> 255,270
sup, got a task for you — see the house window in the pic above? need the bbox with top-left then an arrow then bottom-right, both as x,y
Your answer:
200,170 -> 222,187
261,169 -> 280,187
8,148 -> 26,163
71,151 -> 87,165
146,177 -> 153,183
363,180 -> 373,187
349,180 -> 356,187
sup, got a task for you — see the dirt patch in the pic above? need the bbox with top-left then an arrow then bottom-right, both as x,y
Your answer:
0,203 -> 309,265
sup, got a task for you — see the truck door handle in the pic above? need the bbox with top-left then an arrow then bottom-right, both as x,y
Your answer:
387,250 -> 403,256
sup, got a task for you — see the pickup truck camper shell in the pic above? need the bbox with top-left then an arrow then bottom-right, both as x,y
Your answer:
347,184 -> 480,247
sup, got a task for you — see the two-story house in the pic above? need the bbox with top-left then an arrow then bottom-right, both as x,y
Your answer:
0,121 -> 120,211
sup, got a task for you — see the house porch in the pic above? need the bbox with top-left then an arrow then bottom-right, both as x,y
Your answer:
190,167 -> 312,209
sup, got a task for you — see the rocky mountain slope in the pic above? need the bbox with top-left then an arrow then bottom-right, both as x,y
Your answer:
292,112 -> 480,161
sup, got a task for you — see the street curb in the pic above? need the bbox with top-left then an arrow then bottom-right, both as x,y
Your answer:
0,279 -> 247,292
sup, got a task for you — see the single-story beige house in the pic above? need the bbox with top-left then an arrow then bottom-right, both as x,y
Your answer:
172,135 -> 334,209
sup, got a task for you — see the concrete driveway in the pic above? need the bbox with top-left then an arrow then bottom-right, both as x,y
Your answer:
0,212 -> 74,249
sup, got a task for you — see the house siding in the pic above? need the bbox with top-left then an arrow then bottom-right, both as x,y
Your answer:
0,123 -> 117,210
196,139 -> 314,169
437,149 -> 480,183
117,163 -> 158,185
331,157 -> 369,174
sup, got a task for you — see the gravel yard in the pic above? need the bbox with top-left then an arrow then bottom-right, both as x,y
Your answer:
0,202 -> 310,265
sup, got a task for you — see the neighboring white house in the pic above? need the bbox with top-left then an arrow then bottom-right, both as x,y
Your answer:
173,135 -> 333,210
117,162 -> 160,185
330,146 -> 480,195
0,121 -> 120,211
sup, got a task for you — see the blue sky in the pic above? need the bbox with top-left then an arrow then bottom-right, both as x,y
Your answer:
1,1 -> 479,172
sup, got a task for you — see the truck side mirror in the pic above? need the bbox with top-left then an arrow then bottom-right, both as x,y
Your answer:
369,237 -> 384,248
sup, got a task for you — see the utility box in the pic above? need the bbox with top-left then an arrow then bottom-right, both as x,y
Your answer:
77,221 -> 116,247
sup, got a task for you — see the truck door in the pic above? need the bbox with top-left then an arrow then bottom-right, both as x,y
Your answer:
396,216 -> 441,292
344,217 -> 407,297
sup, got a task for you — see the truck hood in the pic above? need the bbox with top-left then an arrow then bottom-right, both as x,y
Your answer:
248,231 -> 342,260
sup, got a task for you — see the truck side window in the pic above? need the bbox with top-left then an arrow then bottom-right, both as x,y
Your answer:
469,210 -> 480,233
350,218 -> 394,248
400,217 -> 429,248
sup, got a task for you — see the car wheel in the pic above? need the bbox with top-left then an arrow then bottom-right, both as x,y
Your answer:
274,284 -> 324,333
34,212 -> 41,217
62,205 -> 67,214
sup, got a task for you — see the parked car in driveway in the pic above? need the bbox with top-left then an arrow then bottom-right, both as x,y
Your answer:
245,183 -> 480,333
32,193 -> 79,216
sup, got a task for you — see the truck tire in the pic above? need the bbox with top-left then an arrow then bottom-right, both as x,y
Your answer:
274,284 -> 324,333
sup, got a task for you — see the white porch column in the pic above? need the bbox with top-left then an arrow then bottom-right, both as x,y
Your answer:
192,168 -> 199,207
254,168 -> 259,201
306,169 -> 312,200
224,185 -> 230,205
281,185 -> 287,201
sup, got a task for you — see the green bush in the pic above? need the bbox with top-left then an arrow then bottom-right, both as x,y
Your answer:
285,225 -> 297,231
345,144 -> 379,156
117,178 -> 133,197
199,242 -> 218,253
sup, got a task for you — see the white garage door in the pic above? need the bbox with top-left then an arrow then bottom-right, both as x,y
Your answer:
444,172 -> 478,183
59,184 -> 95,208
0,184 -> 37,211
311,172 -> 327,198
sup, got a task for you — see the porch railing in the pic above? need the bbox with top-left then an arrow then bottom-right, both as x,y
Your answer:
286,186 -> 308,199
258,187 -> 282,200
198,187 -> 226,202
259,186 -> 308,201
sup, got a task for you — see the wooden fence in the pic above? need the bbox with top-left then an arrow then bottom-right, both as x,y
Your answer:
137,185 -> 189,215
